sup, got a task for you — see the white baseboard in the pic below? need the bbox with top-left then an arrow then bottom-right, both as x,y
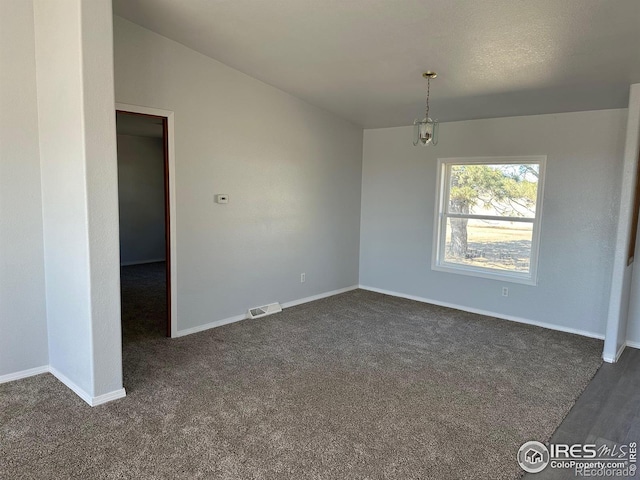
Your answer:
120,258 -> 166,267
174,285 -> 359,338
625,340 -> 640,350
603,342 -> 627,363
603,340 -> 640,363
49,366 -> 126,407
49,367 -> 93,406
174,313 -> 248,338
358,285 -> 605,340
281,285 -> 359,308
92,388 -> 127,406
0,365 -> 49,384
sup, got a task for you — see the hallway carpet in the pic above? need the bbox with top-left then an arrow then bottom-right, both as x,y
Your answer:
120,262 -> 167,342
1,287 -> 602,479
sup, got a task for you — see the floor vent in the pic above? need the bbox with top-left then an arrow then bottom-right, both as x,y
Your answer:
247,302 -> 282,319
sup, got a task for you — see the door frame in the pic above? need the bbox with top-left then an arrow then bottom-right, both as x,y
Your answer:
116,103 -> 178,337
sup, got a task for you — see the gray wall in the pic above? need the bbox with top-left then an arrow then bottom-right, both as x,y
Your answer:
620,85 -> 640,350
117,134 -> 166,265
0,0 -> 49,378
35,0 -> 93,394
360,109 -> 627,337
113,17 -> 363,332
34,0 -> 123,399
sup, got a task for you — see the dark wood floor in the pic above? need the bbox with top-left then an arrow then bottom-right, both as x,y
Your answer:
525,347 -> 640,479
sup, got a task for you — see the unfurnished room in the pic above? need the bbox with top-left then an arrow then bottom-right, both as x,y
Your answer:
1,1 -> 640,479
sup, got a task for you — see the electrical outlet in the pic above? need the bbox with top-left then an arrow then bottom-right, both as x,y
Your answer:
300,273 -> 305,283
502,287 -> 509,297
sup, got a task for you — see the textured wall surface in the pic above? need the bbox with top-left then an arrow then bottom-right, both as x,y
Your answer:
0,0 -> 48,377
34,0 -> 94,394
618,85 -> 640,350
360,109 -> 627,337
81,0 -> 124,397
34,0 -> 123,398
113,17 -> 363,332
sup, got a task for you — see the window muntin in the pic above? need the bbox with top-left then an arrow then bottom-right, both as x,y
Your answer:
433,157 -> 545,284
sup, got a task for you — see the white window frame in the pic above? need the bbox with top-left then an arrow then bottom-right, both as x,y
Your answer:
432,155 -> 546,285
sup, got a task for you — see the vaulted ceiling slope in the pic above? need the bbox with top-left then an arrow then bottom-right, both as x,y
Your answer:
113,0 -> 640,128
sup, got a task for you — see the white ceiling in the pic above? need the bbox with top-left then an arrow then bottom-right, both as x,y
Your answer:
113,0 -> 640,128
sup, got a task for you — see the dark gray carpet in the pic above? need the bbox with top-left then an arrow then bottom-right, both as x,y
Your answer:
120,262 -> 167,342
1,281 -> 602,479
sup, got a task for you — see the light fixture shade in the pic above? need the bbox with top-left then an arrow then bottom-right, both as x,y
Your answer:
413,117 -> 439,146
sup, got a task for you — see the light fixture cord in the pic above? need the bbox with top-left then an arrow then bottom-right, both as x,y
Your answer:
425,76 -> 430,120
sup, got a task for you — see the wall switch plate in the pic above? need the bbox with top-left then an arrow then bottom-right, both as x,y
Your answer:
300,273 -> 305,283
215,194 -> 229,204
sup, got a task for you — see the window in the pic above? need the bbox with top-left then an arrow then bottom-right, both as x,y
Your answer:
433,156 -> 546,285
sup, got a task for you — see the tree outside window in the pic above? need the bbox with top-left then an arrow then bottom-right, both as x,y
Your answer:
433,157 -> 545,285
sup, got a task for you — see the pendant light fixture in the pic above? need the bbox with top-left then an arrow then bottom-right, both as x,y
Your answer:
413,71 -> 439,146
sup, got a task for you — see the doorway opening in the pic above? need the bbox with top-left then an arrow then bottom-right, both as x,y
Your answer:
116,108 -> 173,340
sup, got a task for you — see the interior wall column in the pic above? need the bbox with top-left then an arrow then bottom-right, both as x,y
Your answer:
33,0 -> 124,404
604,83 -> 640,362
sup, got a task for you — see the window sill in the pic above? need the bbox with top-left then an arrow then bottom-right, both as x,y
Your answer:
431,262 -> 538,286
